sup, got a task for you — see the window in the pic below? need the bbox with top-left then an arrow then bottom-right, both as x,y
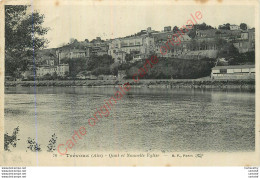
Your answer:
212,70 -> 220,74
242,68 -> 250,73
227,69 -> 234,73
234,69 -> 242,73
220,69 -> 227,74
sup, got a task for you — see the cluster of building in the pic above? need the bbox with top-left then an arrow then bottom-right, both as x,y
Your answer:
36,60 -> 69,78
22,55 -> 70,79
55,37 -> 109,61
55,24 -> 255,64
22,24 -> 254,80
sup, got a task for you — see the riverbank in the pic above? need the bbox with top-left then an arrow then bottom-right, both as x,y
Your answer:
5,79 -> 255,91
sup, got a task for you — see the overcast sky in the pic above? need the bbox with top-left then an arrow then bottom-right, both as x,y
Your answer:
33,1 -> 256,48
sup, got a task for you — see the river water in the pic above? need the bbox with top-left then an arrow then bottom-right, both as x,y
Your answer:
4,86 -> 255,152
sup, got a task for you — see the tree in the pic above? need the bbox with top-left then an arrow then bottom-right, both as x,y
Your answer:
218,42 -> 240,63
64,71 -> 69,77
42,73 -> 52,80
194,23 -> 214,30
197,23 -> 212,30
125,53 -> 133,62
27,137 -> 42,152
240,23 -> 247,30
47,133 -> 57,152
215,30 -> 221,34
69,38 -> 78,44
86,54 -> 114,71
172,26 -> 179,33
5,5 -> 49,77
67,57 -> 87,78
190,39 -> 198,50
215,38 -> 227,50
218,23 -> 230,30
52,72 -> 58,80
91,67 -> 111,76
4,127 -> 20,151
188,30 -> 196,39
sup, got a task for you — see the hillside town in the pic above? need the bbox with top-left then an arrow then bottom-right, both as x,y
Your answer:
18,23 -> 255,81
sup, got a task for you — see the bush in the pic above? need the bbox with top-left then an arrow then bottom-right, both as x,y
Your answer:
27,137 -> 42,152
4,127 -> 20,151
125,57 -> 215,79
47,133 -> 57,152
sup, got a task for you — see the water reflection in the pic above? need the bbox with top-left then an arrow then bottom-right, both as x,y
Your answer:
4,86 -> 255,152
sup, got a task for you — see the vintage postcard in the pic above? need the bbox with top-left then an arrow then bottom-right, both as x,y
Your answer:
0,0 -> 259,166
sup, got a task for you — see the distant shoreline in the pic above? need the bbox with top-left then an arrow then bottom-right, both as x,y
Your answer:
5,79 -> 255,91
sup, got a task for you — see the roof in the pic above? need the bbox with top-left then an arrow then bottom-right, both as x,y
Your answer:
70,49 -> 86,53
196,29 -> 217,37
115,51 -> 126,54
212,65 -> 255,70
58,49 -> 86,54
37,65 -> 57,69
153,32 -> 173,41
179,34 -> 191,41
123,36 -> 144,40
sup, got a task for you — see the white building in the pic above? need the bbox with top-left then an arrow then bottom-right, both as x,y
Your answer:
108,35 -> 155,62
211,65 -> 255,80
57,64 -> 69,76
230,25 -> 240,31
36,64 -> 69,78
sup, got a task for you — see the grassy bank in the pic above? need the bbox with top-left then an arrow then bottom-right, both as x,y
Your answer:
5,79 -> 255,91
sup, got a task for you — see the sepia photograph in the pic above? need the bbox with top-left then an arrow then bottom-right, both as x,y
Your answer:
0,0 -> 259,166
